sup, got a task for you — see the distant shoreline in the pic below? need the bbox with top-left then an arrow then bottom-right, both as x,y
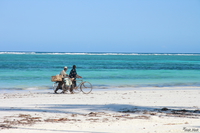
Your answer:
1,51 -> 200,55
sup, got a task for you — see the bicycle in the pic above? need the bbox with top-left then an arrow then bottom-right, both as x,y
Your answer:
53,78 -> 92,94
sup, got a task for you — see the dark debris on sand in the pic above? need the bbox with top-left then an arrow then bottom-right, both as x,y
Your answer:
1,108 -> 200,130
120,107 -> 200,119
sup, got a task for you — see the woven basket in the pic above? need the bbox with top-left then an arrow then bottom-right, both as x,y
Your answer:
51,75 -> 63,82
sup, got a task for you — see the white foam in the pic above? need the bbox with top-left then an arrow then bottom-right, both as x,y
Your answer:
0,52 -> 36,54
1,52 -> 199,56
26,87 -> 39,90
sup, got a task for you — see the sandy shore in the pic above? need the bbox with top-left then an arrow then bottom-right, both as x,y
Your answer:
0,87 -> 200,133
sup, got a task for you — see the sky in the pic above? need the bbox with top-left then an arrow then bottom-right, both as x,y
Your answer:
0,0 -> 200,53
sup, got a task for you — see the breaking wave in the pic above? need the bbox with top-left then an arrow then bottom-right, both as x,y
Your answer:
1,51 -> 200,56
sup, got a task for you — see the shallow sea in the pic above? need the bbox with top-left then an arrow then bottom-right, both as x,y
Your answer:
0,52 -> 200,91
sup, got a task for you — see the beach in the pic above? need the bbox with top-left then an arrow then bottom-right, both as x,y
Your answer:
1,0 -> 200,132
0,87 -> 200,133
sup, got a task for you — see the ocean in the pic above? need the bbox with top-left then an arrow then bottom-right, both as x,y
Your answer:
0,52 -> 200,91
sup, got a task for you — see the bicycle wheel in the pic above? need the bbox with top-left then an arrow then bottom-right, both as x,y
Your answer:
80,82 -> 92,94
53,82 -> 58,91
71,84 -> 81,93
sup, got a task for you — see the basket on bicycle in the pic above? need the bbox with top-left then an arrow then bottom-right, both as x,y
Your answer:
51,75 -> 63,82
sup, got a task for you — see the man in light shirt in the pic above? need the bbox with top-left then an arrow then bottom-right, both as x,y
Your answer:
54,66 -> 69,93
60,66 -> 68,78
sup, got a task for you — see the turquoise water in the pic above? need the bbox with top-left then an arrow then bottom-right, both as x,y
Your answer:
0,52 -> 200,90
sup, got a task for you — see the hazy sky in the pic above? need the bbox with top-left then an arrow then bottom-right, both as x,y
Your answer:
0,0 -> 200,53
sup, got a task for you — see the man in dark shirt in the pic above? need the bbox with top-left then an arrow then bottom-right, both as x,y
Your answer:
69,65 -> 82,92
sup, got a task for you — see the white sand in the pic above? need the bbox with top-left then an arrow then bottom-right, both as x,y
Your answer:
0,87 -> 200,133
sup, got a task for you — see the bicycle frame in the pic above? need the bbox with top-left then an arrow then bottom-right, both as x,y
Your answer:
53,78 -> 92,94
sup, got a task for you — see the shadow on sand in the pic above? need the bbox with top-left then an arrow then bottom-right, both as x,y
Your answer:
0,103 -> 199,117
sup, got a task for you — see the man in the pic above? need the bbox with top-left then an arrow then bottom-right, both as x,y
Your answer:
60,66 -> 68,78
54,66 -> 69,94
69,65 -> 82,92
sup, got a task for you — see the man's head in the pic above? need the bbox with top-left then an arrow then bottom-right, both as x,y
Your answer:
64,66 -> 68,71
73,65 -> 76,69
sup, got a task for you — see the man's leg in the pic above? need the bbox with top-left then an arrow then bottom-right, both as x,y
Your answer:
72,80 -> 77,87
69,85 -> 73,93
61,84 -> 68,94
54,81 -> 62,93
70,80 -> 76,94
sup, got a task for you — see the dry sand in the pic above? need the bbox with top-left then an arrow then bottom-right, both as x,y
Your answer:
0,87 -> 200,133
